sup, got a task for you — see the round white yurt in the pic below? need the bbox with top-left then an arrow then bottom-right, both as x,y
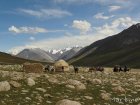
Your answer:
54,59 -> 69,72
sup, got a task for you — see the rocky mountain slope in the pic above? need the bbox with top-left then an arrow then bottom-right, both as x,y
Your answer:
68,23 -> 140,68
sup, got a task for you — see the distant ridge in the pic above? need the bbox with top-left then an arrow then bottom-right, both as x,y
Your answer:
16,48 -> 54,62
0,52 -> 52,65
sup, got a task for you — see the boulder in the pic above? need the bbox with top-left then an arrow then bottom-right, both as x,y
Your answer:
48,78 -> 59,84
112,86 -> 125,93
0,81 -> 10,92
67,79 -> 86,91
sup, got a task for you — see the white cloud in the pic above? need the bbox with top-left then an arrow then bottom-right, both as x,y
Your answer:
54,0 -> 132,5
109,6 -> 122,12
29,37 -> 35,41
95,17 -> 137,35
72,20 -> 91,33
19,8 -> 72,18
94,12 -> 114,20
111,17 -> 137,28
9,26 -> 47,34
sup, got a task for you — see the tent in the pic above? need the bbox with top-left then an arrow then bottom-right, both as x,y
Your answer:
54,60 -> 69,72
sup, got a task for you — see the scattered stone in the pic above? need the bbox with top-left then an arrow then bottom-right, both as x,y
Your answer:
135,85 -> 140,88
75,83 -> 86,91
46,101 -> 52,104
9,81 -> 21,88
67,79 -> 86,90
21,90 -> 29,93
0,81 -> 10,92
66,85 -> 75,90
36,88 -> 46,92
44,94 -> 53,98
27,78 -> 35,86
84,96 -> 93,100
25,97 -> 31,100
91,79 -> 102,85
112,86 -> 125,93
48,78 -> 59,84
100,93 -> 111,101
56,99 -> 81,105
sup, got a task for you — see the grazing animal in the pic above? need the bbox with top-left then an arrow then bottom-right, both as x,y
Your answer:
96,66 -> 104,72
119,66 -> 123,72
113,65 -> 119,72
124,66 -> 130,72
113,65 -> 130,72
44,65 -> 51,72
88,67 -> 96,72
74,66 -> 79,74
50,66 -> 55,72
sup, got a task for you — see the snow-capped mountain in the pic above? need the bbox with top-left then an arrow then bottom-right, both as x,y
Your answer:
16,46 -> 83,62
47,46 -> 82,60
57,47 -> 82,60
16,48 -> 54,62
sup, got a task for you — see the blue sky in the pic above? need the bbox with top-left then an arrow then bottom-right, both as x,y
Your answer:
0,0 -> 140,54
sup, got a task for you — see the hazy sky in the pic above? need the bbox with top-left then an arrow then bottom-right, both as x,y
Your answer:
0,0 -> 140,54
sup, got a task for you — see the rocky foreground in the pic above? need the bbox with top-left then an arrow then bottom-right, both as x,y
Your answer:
0,69 -> 140,105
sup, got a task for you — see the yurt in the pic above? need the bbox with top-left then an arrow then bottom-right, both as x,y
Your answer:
54,60 -> 69,72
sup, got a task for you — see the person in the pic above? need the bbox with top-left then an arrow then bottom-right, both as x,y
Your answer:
119,66 -> 123,72
62,66 -> 64,72
89,67 -> 95,72
74,66 -> 79,74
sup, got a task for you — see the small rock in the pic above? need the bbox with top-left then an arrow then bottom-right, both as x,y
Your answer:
46,101 -> 52,104
112,86 -> 125,93
36,88 -> 46,92
66,85 -> 75,89
75,83 -> 86,91
135,85 -> 140,88
84,96 -> 93,100
25,97 -> 31,100
56,99 -> 81,105
9,81 -> 21,88
44,94 -> 53,98
48,78 -> 59,84
91,79 -> 102,85
100,93 -> 111,101
27,78 -> 35,86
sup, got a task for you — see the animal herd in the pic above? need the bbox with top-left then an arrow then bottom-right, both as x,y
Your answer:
22,62 -> 130,74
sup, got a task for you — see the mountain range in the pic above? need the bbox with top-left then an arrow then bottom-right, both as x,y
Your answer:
16,47 -> 82,62
0,51 -> 51,65
68,23 -> 140,68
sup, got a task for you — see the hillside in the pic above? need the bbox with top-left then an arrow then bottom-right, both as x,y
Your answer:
68,23 -> 140,68
0,52 -> 52,65
16,48 -> 54,62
